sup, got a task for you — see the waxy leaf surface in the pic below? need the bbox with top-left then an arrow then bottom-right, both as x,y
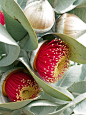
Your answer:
0,0 -> 38,51
0,24 -> 20,66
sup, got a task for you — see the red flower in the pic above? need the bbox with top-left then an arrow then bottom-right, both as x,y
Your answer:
0,11 -> 5,25
32,39 -> 70,83
2,70 -> 41,102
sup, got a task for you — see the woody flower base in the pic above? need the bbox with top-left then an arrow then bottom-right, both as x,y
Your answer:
1,68 -> 41,102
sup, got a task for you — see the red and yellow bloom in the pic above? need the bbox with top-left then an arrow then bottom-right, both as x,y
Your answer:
2,69 -> 41,102
30,39 -> 70,83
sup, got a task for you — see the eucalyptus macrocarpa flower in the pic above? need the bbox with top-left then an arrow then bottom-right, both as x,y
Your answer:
2,69 -> 41,102
0,11 -> 5,25
30,39 -> 70,83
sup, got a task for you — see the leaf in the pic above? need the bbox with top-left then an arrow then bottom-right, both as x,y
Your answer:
47,93 -> 86,115
3,10 -> 27,42
0,42 -> 7,57
62,106 -> 74,115
18,34 -> 29,49
73,99 -> 86,114
26,99 -> 58,108
69,4 -> 86,23
11,109 -> 22,115
17,0 -> 40,10
0,95 -> 38,110
47,0 -> 55,6
53,0 -> 83,14
18,49 -> 28,60
77,0 -> 86,6
22,109 -> 35,115
53,65 -> 82,89
17,0 -> 54,10
55,33 -> 86,64
0,108 -> 12,115
42,33 -> 86,64
53,104 -> 67,115
19,57 -> 74,101
17,0 -> 27,10
0,0 -> 38,51
0,24 -> 20,67
26,100 -> 57,115
76,33 -> 86,47
39,91 -> 70,105
0,64 -> 14,75
55,106 -> 74,115
67,81 -> 86,97
78,64 -> 86,81
30,106 -> 56,115
25,99 -> 58,115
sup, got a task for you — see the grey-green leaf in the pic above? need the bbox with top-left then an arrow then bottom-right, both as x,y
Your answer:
30,106 -> 56,115
3,10 -> 27,42
62,107 -> 74,115
17,0 -> 27,10
53,0 -> 82,14
48,93 -> 86,115
67,81 -> 86,97
0,95 -> 38,110
0,108 -> 12,115
26,99 -> 58,108
53,65 -> 81,89
39,91 -> 70,105
22,109 -> 35,115
25,99 -> 58,115
11,109 -> 22,115
73,99 -> 86,114
69,5 -> 86,23
77,0 -> 86,6
0,0 -> 38,51
78,64 -> 86,81
0,24 -> 20,67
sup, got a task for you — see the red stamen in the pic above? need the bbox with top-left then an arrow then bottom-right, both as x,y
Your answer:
35,39 -> 70,83
0,11 -> 5,25
4,71 -> 40,102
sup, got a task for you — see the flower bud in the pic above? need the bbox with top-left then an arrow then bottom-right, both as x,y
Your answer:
24,0 -> 55,33
55,13 -> 86,39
